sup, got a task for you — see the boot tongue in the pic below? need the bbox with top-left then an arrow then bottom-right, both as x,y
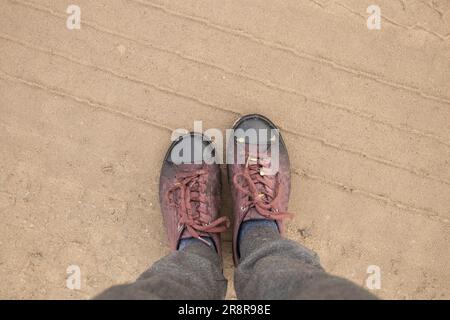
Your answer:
244,207 -> 266,221
244,173 -> 277,221
244,153 -> 276,220
177,164 -> 208,239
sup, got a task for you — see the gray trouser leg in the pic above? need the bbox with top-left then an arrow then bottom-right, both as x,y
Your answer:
234,224 -> 378,300
95,240 -> 227,300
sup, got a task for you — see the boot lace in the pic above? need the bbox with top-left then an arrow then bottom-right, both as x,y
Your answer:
166,169 -> 230,245
233,154 -> 292,221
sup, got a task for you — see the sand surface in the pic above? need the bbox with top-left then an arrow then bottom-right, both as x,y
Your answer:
0,0 -> 449,299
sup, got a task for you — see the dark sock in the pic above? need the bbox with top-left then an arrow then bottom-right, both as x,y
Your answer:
178,237 -> 216,252
238,219 -> 280,259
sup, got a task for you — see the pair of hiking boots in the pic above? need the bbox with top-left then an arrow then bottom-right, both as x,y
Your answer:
159,114 -> 292,265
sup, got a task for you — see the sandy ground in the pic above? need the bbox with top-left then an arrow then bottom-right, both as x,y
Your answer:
0,0 -> 449,300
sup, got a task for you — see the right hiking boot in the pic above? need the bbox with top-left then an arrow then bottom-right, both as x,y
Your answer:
159,132 -> 230,256
227,114 -> 292,265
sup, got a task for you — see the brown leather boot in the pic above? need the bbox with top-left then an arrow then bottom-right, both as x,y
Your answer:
159,132 -> 230,256
227,114 -> 292,265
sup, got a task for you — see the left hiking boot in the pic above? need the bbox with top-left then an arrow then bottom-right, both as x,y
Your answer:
159,132 -> 230,256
